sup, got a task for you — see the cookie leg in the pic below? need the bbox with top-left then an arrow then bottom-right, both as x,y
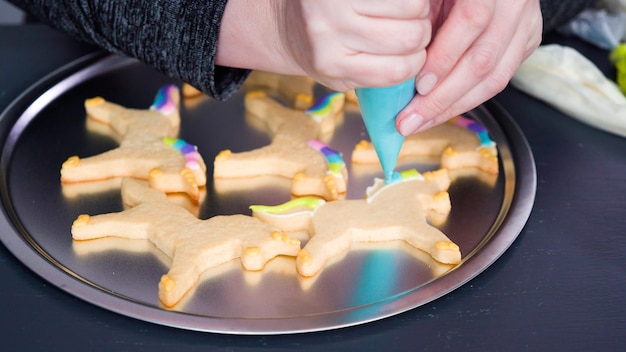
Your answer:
403,225 -> 461,265
158,258 -> 202,308
71,209 -> 150,241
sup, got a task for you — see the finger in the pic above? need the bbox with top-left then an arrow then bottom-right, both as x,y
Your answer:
431,23 -> 541,123
317,50 -> 427,90
342,17 -> 432,55
397,21 -> 539,135
415,0 -> 496,95
353,0 -> 430,19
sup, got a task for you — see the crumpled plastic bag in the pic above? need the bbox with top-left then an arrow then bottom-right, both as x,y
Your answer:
511,44 -> 626,137
558,9 -> 626,50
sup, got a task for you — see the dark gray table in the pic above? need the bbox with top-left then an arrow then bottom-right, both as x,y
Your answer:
1,24 -> 624,351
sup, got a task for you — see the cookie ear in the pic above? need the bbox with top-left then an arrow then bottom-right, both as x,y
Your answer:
151,84 -> 180,115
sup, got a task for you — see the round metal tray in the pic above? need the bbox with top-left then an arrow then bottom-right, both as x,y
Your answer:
0,54 -> 536,334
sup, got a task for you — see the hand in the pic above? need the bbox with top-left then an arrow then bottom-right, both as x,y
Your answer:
276,0 -> 432,91
217,0 -> 433,92
396,0 -> 543,136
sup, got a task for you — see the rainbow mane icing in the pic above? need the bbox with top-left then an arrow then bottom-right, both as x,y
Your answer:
452,115 -> 495,149
151,84 -> 178,115
305,92 -> 344,122
367,168 -> 424,200
307,140 -> 345,176
163,137 -> 202,170
387,168 -> 424,184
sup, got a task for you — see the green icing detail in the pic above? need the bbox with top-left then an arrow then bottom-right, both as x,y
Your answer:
399,169 -> 422,180
250,197 -> 325,214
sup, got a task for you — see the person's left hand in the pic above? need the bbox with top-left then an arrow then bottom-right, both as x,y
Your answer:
396,0 -> 543,135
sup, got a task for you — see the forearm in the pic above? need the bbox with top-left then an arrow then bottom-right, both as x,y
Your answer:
216,0 -> 302,75
9,0 -> 249,100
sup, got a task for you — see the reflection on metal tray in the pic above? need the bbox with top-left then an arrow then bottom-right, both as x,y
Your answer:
0,54 -> 536,334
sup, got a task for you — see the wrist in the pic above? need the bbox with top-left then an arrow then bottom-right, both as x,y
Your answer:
216,0 -> 303,75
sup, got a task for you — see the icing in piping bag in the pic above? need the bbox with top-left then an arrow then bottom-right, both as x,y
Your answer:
356,79 -> 416,183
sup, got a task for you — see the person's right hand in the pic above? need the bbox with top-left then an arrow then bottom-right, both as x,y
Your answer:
217,0 -> 433,92
395,0 -> 543,135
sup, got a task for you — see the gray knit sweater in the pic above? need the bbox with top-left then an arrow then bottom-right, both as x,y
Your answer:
9,0 -> 596,100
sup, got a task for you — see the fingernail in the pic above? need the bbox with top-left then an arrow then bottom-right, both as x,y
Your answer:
417,73 -> 437,95
398,113 -> 425,136
415,119 -> 433,133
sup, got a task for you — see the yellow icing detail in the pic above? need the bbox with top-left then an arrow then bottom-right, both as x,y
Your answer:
478,147 -> 497,161
298,249 -> 312,265
323,175 -> 337,198
73,214 -> 90,227
295,93 -> 314,107
180,168 -> 196,185
423,169 -> 446,181
270,231 -> 301,246
293,172 -> 306,181
444,147 -> 457,156
244,247 -> 261,256
435,241 -> 460,251
355,140 -> 371,150
245,90 -> 267,99
434,191 -> 449,202
62,156 -> 80,168
422,171 -> 435,181
215,149 -> 232,161
271,231 -> 284,241
84,96 -> 105,106
159,275 -> 175,292
323,174 -> 335,188
149,168 -> 164,178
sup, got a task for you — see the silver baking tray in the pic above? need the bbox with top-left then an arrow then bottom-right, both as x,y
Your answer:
0,54 -> 536,334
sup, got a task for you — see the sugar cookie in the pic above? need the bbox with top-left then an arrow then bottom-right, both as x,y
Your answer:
251,169 -> 461,277
60,85 -> 207,200
72,177 -> 301,307
214,90 -> 347,200
352,115 -> 498,174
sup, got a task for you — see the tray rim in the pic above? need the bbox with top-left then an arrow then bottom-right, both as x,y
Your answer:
0,53 -> 537,334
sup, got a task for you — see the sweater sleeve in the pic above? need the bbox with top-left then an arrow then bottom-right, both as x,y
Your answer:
9,0 -> 250,101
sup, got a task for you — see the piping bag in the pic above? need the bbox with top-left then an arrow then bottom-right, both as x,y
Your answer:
355,78 -> 416,183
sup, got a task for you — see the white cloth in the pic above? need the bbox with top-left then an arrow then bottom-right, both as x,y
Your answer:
511,44 -> 626,138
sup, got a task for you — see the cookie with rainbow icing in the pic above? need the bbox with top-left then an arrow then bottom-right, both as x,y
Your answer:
72,177 -> 301,307
352,115 -> 498,175
251,168 -> 461,277
60,85 -> 207,200
213,90 -> 348,201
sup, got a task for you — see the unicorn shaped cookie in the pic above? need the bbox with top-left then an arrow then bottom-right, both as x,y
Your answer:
352,115 -> 499,175
60,85 -> 207,200
251,168 -> 462,277
71,177 -> 301,307
213,90 -> 348,200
